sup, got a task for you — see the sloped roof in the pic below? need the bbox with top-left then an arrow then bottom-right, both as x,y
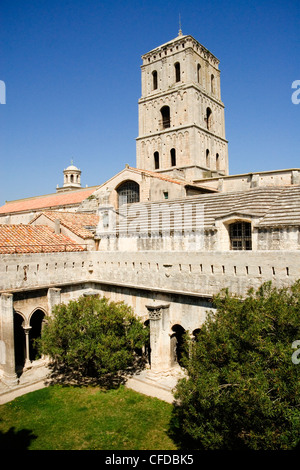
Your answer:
131,166 -> 186,185
257,185 -> 300,227
126,166 -> 216,192
98,186 -> 296,234
0,225 -> 86,253
200,187 -> 284,226
30,211 -> 99,239
0,187 -> 99,215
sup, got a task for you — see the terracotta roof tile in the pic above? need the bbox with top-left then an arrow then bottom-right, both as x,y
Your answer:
0,187 -> 99,215
30,211 -> 99,239
0,225 -> 86,253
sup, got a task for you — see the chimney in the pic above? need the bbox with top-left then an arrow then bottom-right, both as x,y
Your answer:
54,219 -> 61,234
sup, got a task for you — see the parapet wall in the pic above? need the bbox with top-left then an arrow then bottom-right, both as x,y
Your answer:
1,250 -> 300,298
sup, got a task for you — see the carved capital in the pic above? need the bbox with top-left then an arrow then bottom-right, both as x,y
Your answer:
146,304 -> 170,321
148,308 -> 162,321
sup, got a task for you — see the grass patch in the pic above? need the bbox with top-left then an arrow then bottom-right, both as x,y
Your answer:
0,385 -> 178,450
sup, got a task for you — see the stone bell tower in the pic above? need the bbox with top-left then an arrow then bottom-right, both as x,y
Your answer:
136,31 -> 228,181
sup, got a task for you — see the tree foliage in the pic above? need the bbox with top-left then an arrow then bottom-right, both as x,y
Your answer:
38,295 -> 149,384
171,281 -> 300,450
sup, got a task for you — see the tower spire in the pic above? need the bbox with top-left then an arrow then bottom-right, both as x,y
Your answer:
178,14 -> 182,36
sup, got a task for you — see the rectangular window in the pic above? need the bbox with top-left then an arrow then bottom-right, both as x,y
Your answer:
230,222 -> 252,250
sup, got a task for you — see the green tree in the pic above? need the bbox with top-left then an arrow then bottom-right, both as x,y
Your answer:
171,281 -> 300,450
38,295 -> 149,385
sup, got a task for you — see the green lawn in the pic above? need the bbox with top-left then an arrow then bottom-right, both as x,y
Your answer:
0,385 -> 178,450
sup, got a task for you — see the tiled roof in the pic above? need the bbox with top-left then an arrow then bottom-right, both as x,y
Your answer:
30,211 -> 99,239
0,187 -> 99,215
99,186 -> 296,234
130,167 -> 186,185
126,166 -> 217,193
257,185 -> 300,227
0,225 -> 86,253
130,166 -> 216,190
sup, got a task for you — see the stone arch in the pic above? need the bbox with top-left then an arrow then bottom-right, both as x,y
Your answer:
192,328 -> 201,341
170,324 -> 186,367
160,105 -> 170,129
116,180 -> 140,207
29,308 -> 46,361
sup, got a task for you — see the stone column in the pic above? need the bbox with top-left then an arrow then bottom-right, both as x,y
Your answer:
23,326 -> 32,368
47,288 -> 61,316
0,293 -> 18,386
146,304 -> 170,372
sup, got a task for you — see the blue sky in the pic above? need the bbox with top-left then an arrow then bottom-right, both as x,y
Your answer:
0,0 -> 299,205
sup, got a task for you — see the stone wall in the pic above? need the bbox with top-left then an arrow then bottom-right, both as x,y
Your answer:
1,249 -> 300,381
1,250 -> 300,298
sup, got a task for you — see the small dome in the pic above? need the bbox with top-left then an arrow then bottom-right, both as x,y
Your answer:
65,164 -> 80,171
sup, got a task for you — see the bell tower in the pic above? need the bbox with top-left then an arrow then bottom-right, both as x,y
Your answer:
56,161 -> 82,192
136,31 -> 228,181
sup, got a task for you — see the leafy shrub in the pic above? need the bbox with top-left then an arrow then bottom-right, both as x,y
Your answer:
171,281 -> 300,450
38,295 -> 149,385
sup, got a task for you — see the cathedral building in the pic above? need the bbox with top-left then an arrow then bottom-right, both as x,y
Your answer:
1,31 -> 300,400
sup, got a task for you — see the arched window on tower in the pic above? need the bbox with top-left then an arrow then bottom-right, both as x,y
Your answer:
154,151 -> 160,169
206,149 -> 210,167
170,148 -> 176,167
211,74 -> 215,95
205,107 -> 212,130
175,62 -> 181,82
229,222 -> 252,250
216,153 -> 220,171
160,106 -> 170,129
197,64 -> 201,84
117,180 -> 140,206
152,70 -> 158,90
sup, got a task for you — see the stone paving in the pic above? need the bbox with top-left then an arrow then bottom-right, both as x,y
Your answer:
0,359 -> 50,404
0,362 -> 185,405
125,366 -> 186,403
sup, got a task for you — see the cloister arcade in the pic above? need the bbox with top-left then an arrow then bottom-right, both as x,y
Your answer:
13,308 -> 46,375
